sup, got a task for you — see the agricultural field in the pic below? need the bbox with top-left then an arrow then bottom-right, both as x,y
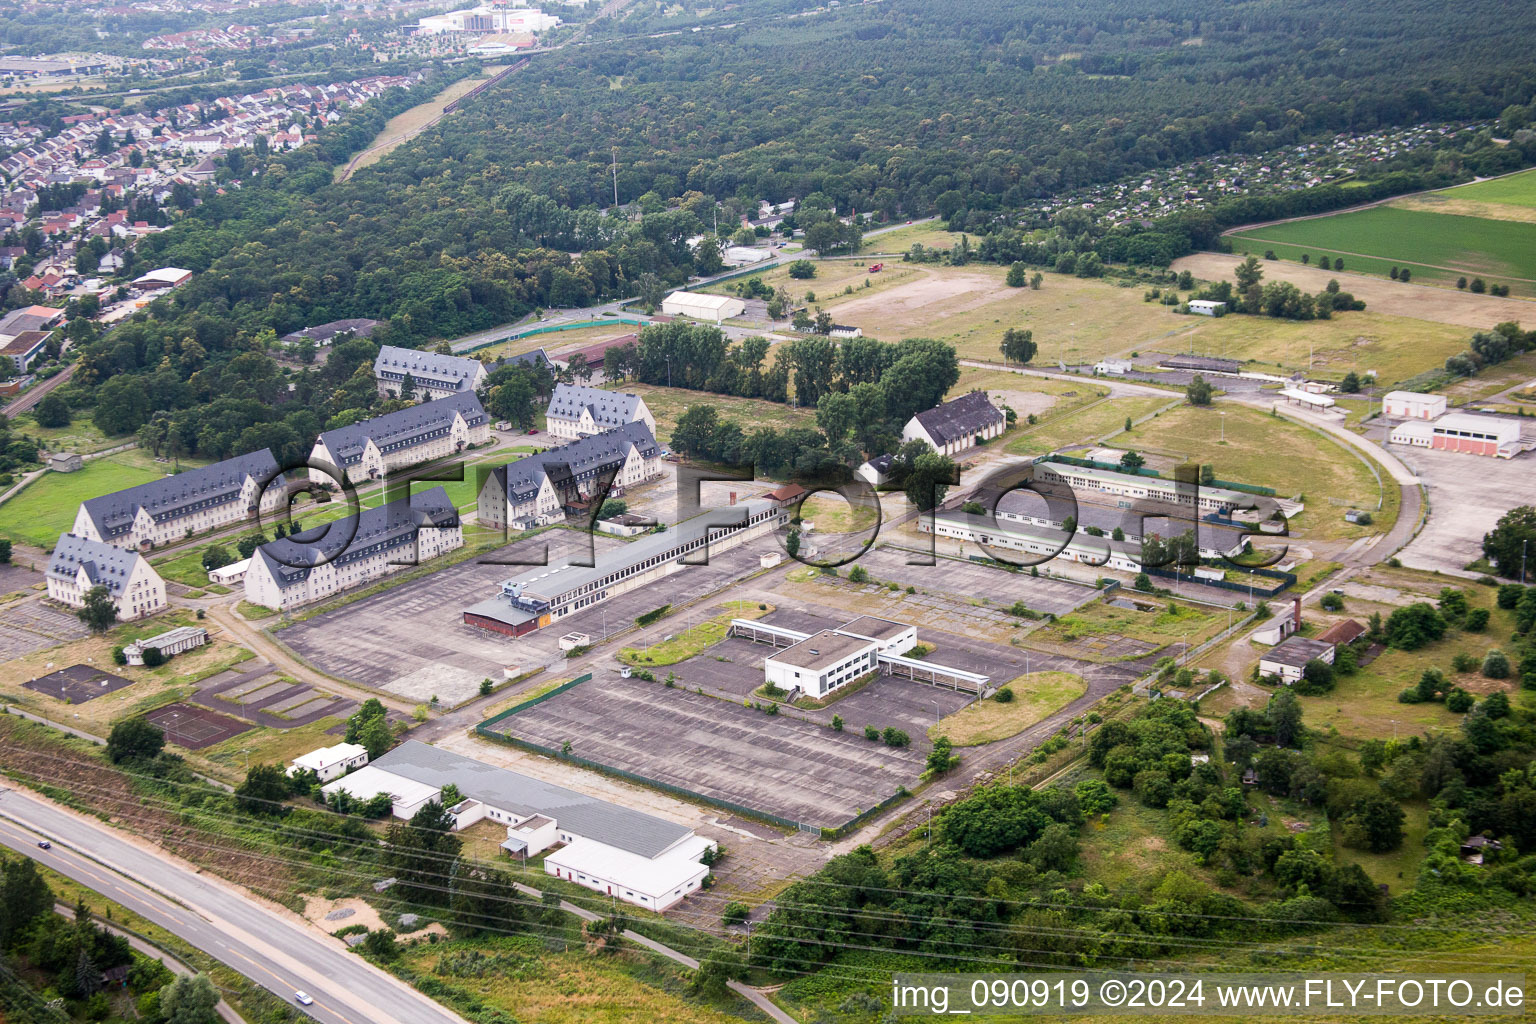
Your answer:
0,454 -> 169,549
1392,167 -> 1536,222
1227,204 -> 1536,294
1116,403 -> 1395,540
931,671 -> 1085,745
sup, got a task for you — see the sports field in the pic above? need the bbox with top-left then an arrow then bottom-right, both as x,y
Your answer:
1228,200 -> 1536,293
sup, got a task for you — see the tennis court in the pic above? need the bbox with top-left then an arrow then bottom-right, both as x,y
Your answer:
144,702 -> 251,749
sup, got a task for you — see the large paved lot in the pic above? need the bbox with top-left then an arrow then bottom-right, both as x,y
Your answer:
490,670 -> 932,829
0,598 -> 92,661
282,532 -> 626,704
1393,446 -> 1536,575
851,545 -> 1098,616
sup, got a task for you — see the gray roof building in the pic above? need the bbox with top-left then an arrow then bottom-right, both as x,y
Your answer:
77,449 -> 283,543
47,533 -> 149,599
373,741 -> 692,858
487,421 -> 660,507
1262,635 -> 1335,670
373,345 -> 487,395
908,391 -> 1005,448
547,383 -> 648,434
252,487 -> 458,592
314,392 -> 487,471
280,318 -> 380,345
492,348 -> 550,370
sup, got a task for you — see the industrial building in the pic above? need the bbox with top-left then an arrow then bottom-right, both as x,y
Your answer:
464,497 -> 786,636
979,488 -> 1250,558
46,533 -> 166,621
660,291 -> 745,323
72,449 -> 288,551
1428,412 -> 1523,458
1388,420 -> 1434,448
732,615 -> 988,696
476,421 -> 662,531
310,391 -> 489,483
243,488 -> 462,610
901,391 -> 1006,457
918,507 -> 1145,572
323,742 -> 714,911
1258,635 -> 1336,684
544,383 -> 656,441
1032,461 -> 1251,515
1382,390 -> 1447,420
373,345 -> 488,399
123,626 -> 208,666
0,330 -> 50,373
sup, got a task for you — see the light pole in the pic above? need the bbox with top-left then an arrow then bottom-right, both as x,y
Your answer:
1219,411 -> 1226,444
1523,538 -> 1528,586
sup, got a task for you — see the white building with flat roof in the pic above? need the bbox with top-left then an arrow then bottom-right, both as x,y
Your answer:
1383,391 -> 1447,420
1187,300 -> 1226,316
660,291 -> 744,323
1388,419 -> 1434,448
765,630 -> 879,699
1429,412 -> 1523,458
290,742 -> 369,782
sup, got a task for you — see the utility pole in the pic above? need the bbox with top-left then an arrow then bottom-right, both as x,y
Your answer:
610,147 -> 619,210
1523,538 -> 1528,586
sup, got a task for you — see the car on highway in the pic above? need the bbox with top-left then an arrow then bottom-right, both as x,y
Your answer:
294,992 -> 314,1006
36,840 -> 50,850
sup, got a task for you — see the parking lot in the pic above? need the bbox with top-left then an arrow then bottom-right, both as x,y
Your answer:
282,531 -> 627,704
0,598 -> 92,661
851,545 -> 1099,616
1394,446 -> 1536,575
490,670 -> 933,829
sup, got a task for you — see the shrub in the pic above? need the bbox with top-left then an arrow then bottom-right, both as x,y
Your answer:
831,714 -> 843,731
1320,593 -> 1344,611
1445,688 -> 1475,713
993,687 -> 1015,703
1465,608 -> 1490,632
111,646 -> 127,665
1483,649 -> 1511,679
1452,652 -> 1478,673
848,565 -> 869,583
721,901 -> 750,927
1496,584 -> 1524,609
635,604 -> 671,627
882,727 -> 911,747
864,725 -> 880,741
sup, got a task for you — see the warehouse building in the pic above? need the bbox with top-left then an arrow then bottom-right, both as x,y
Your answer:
72,449 -> 287,551
1382,391 -> 1447,420
660,291 -> 745,323
324,742 -> 714,911
901,391 -> 1006,457
981,488 -> 1249,558
918,507 -> 1144,572
464,497 -> 785,636
544,383 -> 656,440
310,392 -> 489,483
243,488 -> 462,610
373,345 -> 488,399
1032,461 -> 1251,516
476,421 -> 662,531
1428,412 -> 1523,458
0,330 -> 50,373
46,533 -> 166,621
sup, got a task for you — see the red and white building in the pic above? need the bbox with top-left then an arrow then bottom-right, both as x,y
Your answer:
1429,413 -> 1523,458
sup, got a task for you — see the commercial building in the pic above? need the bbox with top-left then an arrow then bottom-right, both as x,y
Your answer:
72,449 -> 287,551
123,626 -> 208,665
310,392 -> 489,483
1382,391 -> 1447,420
465,498 -> 786,637
544,383 -> 656,441
0,330 -> 49,373
324,742 -> 714,911
243,488 -> 462,611
372,345 -> 488,399
476,421 -> 662,531
902,391 -> 1006,457
1429,412 -> 1523,458
416,6 -> 561,34
660,291 -> 745,323
289,742 -> 369,782
0,305 -> 64,338
46,533 -> 166,621
1258,635 -> 1335,684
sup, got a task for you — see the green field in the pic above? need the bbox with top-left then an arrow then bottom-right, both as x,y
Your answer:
1229,205 -> 1536,289
1006,394 -> 1175,456
1436,167 -> 1536,208
0,458 -> 162,548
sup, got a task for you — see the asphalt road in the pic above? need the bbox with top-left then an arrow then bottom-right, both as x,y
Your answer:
0,787 -> 468,1024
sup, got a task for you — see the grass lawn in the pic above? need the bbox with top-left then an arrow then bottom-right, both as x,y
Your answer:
1038,598 -> 1223,648
0,457 -> 163,548
1005,394 -> 1175,456
798,492 -> 879,534
395,935 -> 750,1024
703,257 -> 923,307
1169,310 -> 1471,386
196,716 -> 347,782
1117,403 -> 1391,540
1333,799 -> 1429,892
930,671 -> 1084,746
1229,206 -> 1536,292
615,383 -> 815,443
619,600 -> 770,666
1430,167 -> 1536,209
20,415 -> 119,455
862,221 -> 971,253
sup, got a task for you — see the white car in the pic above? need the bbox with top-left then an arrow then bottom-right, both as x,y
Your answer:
294,992 -> 314,1006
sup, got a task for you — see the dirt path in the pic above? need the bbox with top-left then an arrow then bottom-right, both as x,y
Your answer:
335,71 -> 503,183
1171,252 -> 1536,330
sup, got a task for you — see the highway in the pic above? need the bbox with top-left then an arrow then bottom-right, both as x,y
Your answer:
0,787 -> 468,1024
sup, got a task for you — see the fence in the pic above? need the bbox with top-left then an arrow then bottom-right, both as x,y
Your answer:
1144,564 -> 1295,598
459,317 -> 650,355
474,672 -> 906,835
